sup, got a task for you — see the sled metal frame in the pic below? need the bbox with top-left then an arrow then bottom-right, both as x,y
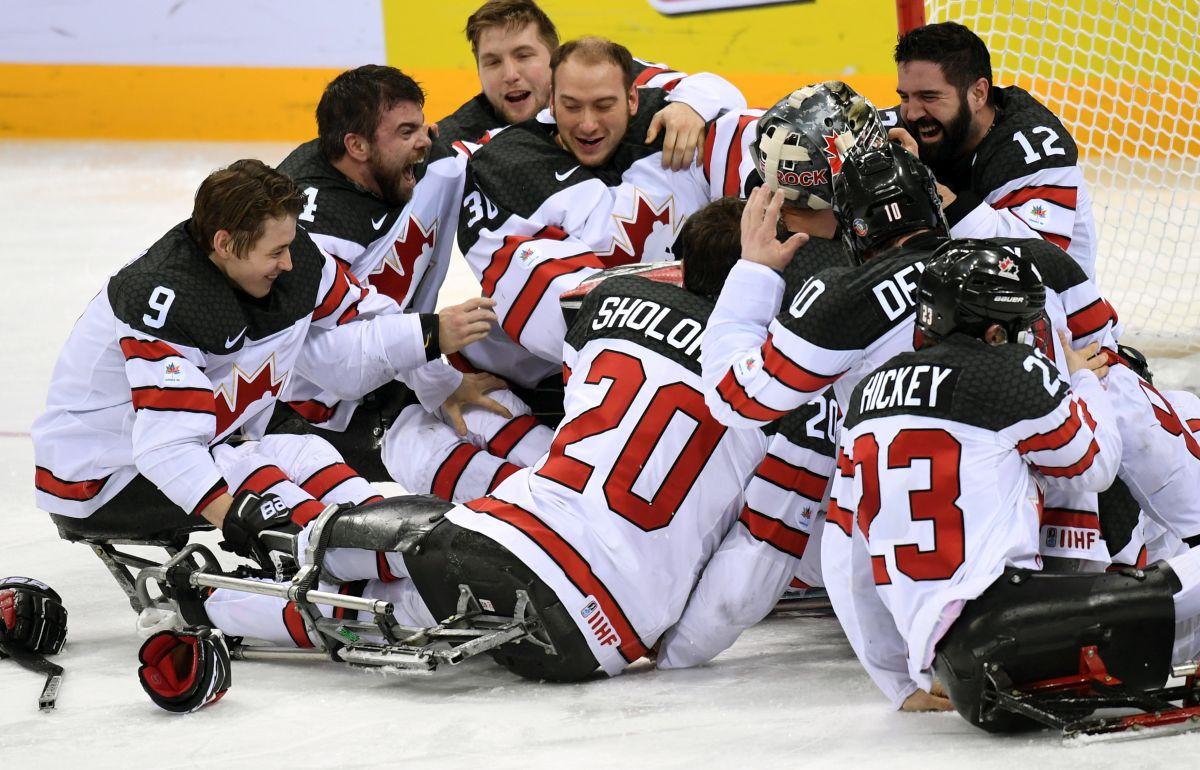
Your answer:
134,539 -> 557,675
980,645 -> 1200,742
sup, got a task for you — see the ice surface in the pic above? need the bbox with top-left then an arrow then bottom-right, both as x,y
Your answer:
2,141 -> 1198,766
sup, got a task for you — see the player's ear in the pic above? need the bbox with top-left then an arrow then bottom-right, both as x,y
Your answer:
968,77 -> 989,111
212,229 -> 233,260
627,84 -> 639,117
343,132 -> 370,163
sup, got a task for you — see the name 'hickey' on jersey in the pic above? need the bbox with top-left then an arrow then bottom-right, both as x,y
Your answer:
858,363 -> 959,416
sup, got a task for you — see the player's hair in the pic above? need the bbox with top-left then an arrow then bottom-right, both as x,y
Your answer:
465,0 -> 559,59
678,197 -> 746,299
316,65 -> 425,162
894,22 -> 994,99
551,36 -> 636,93
189,159 -> 305,258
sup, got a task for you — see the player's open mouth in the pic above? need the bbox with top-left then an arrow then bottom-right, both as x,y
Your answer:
505,90 -> 531,104
917,123 -> 942,141
575,136 -> 603,151
402,163 -> 416,182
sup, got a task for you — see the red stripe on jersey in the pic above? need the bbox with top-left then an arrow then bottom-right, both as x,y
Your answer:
754,455 -> 829,501
827,499 -> 853,535
290,499 -> 327,527
1188,418 -> 1200,434
1042,507 -> 1100,531
487,415 -> 540,458
659,76 -> 684,92
312,263 -> 353,322
300,462 -> 359,500
431,444 -> 482,501
337,298 -> 361,326
447,352 -> 481,374
633,65 -> 670,87
130,386 -> 215,415
992,185 -> 1078,211
452,140 -> 474,158
762,335 -> 842,393
502,253 -> 604,343
466,497 -> 650,663
361,495 -> 385,505
192,479 -> 229,516
1042,232 -> 1072,252
376,551 -> 398,582
34,466 -> 109,501
1017,399 -> 1084,454
288,399 -> 338,424
702,121 -> 717,184
739,505 -> 809,559
119,337 -> 182,362
724,114 -> 758,197
562,363 -> 573,384
487,462 -> 521,492
236,465 -> 287,495
332,581 -> 368,620
872,555 -> 891,585
1032,438 -> 1100,478
716,370 -> 789,422
1067,298 -> 1119,340
282,602 -> 314,648
480,226 -> 569,297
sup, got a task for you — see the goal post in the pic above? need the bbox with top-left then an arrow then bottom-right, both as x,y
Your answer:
893,0 -> 1200,357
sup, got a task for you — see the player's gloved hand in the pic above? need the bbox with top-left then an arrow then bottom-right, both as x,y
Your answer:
218,491 -> 299,566
137,626 -> 231,714
0,577 -> 68,655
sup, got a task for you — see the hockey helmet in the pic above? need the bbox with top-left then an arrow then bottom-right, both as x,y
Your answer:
917,239 -> 1047,346
751,81 -> 886,211
833,142 -> 948,263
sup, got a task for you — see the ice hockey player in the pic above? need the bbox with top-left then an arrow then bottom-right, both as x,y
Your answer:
825,241 -> 1200,734
437,0 -> 742,171
32,160 -> 493,536
885,22 -> 1098,277
160,193 -> 820,685
272,65 -> 511,477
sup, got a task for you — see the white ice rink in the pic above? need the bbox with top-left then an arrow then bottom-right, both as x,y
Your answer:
1,141 -> 1198,768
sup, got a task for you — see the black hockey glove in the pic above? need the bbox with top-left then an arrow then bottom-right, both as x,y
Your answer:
137,626 -> 231,714
0,577 -> 68,655
219,490 -> 299,566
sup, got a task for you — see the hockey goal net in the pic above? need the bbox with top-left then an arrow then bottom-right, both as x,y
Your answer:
898,1 -> 1200,358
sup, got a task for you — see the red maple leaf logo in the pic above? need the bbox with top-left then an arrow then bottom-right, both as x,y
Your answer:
823,134 -> 844,175
598,190 -> 675,268
214,356 -> 287,436
368,215 -> 436,305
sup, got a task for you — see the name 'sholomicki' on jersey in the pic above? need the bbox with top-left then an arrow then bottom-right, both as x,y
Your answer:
455,83 -> 744,388
33,222 -> 434,519
825,334 -> 1121,706
446,275 -> 812,674
277,139 -> 468,427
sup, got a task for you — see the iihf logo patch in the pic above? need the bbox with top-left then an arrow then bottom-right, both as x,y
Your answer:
852,218 -> 869,237
579,595 -> 621,648
735,350 -> 763,380
164,361 -> 183,384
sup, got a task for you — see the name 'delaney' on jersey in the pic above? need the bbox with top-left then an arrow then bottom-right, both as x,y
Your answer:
590,295 -> 704,358
857,364 -> 958,415
790,261 -> 926,323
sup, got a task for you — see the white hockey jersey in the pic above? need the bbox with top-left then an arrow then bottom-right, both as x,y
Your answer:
445,275 -> 787,674
33,222 -> 432,519
825,335 -> 1121,706
277,139 -> 467,426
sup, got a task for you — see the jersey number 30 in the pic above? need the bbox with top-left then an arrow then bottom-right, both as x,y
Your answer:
537,350 -> 727,531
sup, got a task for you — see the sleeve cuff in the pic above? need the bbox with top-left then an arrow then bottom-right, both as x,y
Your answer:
720,261 -> 786,325
419,313 -> 440,362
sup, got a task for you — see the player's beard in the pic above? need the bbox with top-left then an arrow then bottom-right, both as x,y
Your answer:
908,96 -> 973,174
369,148 -> 420,207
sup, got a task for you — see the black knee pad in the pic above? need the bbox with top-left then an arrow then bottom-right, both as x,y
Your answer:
322,495 -> 452,554
933,564 -> 1178,733
406,521 -> 599,682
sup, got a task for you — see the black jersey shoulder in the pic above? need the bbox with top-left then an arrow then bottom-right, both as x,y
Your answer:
843,333 -> 1067,433
436,93 -> 502,146
766,389 -> 838,457
109,221 -> 325,353
972,86 -> 1079,191
566,274 -> 712,375
779,242 -> 930,350
781,237 -> 851,298
987,236 -> 1088,293
277,139 -> 394,248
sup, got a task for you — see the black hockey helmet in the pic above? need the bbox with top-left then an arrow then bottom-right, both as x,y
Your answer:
833,142 -> 948,262
750,81 -> 886,210
916,239 -> 1047,346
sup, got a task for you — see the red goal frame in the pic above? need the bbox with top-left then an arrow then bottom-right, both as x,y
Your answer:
895,0 -> 925,33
